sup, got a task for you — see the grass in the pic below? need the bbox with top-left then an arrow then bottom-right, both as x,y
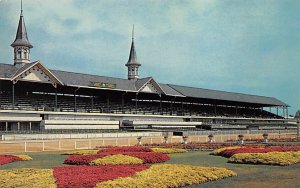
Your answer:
166,152 -> 300,188
1,151 -> 300,187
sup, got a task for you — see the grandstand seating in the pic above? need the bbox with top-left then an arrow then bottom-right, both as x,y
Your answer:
0,92 -> 282,119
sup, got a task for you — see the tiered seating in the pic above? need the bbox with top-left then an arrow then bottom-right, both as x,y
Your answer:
0,92 -> 282,119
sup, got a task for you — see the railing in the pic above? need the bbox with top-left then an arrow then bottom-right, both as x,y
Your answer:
0,132 -> 296,154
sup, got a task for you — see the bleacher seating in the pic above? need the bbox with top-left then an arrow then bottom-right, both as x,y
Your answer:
0,92 -> 282,119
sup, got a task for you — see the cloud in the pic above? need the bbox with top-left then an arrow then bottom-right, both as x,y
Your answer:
0,0 -> 299,114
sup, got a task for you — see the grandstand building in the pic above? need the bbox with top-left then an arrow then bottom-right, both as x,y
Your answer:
0,5 -> 290,133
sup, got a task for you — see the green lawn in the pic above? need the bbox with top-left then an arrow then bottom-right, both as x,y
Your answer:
1,151 -> 300,188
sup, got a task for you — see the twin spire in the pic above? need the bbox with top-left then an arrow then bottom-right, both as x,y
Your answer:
126,25 -> 141,80
10,1 -> 141,79
11,0 -> 32,67
11,0 -> 32,48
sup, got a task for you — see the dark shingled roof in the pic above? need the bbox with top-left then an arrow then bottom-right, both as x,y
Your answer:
125,39 -> 140,66
11,14 -> 33,48
0,63 -> 288,107
50,69 -> 137,92
11,62 -> 37,78
159,83 -> 184,97
135,77 -> 152,91
0,63 -> 18,78
168,84 -> 288,106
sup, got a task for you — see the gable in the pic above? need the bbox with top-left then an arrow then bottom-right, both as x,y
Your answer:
139,79 -> 165,95
141,81 -> 159,93
17,66 -> 53,84
12,61 -> 63,88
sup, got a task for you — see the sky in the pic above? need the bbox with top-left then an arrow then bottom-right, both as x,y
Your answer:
0,0 -> 299,115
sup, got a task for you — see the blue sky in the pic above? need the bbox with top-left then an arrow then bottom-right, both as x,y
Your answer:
0,0 -> 299,115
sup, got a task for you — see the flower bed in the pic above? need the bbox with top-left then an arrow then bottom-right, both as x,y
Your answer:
0,168 -> 56,187
96,164 -> 237,188
98,146 -> 152,153
90,154 -> 143,165
64,152 -> 170,165
0,155 -> 32,165
150,148 -> 187,154
210,146 -> 242,155
228,151 -> 300,166
219,147 -> 300,158
63,150 -> 99,155
54,165 -> 149,188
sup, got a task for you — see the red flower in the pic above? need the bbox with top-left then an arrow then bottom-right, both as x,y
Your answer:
64,152 -> 170,165
0,155 -> 22,165
98,146 -> 152,153
53,165 -> 149,188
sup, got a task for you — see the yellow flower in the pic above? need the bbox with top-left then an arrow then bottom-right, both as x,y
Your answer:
96,164 -> 237,188
211,146 -> 242,155
0,168 -> 56,188
90,154 -> 144,165
150,148 -> 187,154
13,155 -> 32,161
63,150 -> 98,155
229,151 -> 300,166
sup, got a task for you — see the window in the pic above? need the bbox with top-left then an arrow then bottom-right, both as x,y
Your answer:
17,50 -> 21,59
23,50 -> 27,59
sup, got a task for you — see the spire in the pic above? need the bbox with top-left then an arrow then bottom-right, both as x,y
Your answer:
125,25 -> 141,80
11,0 -> 33,48
126,25 -> 140,66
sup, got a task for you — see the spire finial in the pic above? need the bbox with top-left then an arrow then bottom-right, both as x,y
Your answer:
21,0 -> 23,16
132,24 -> 134,41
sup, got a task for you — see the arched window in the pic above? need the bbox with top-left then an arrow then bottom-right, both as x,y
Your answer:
17,49 -> 22,59
23,50 -> 27,59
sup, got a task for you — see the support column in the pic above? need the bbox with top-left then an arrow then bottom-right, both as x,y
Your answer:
276,107 -> 278,116
74,88 -> 80,112
29,122 -> 32,131
74,92 -> 76,112
159,95 -> 162,115
55,88 -> 58,110
286,107 -> 289,118
12,82 -> 15,109
5,122 -> 8,131
17,122 -> 20,131
91,96 -> 94,111
121,93 -> 125,113
135,93 -> 138,113
107,96 -> 110,112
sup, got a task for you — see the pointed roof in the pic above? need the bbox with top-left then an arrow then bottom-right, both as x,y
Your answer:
126,25 -> 140,66
11,11 -> 33,48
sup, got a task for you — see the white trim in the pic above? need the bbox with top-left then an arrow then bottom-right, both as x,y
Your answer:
137,77 -> 166,95
11,60 -> 64,86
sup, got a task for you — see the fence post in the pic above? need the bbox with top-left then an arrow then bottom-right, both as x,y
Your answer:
89,140 -> 92,149
42,142 -> 45,151
24,142 -> 27,152
102,139 -> 105,147
74,141 -> 77,150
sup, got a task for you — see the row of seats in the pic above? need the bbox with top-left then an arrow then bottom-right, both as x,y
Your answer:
0,92 -> 282,119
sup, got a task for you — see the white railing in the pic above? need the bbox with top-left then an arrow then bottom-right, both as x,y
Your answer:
0,133 -> 296,154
